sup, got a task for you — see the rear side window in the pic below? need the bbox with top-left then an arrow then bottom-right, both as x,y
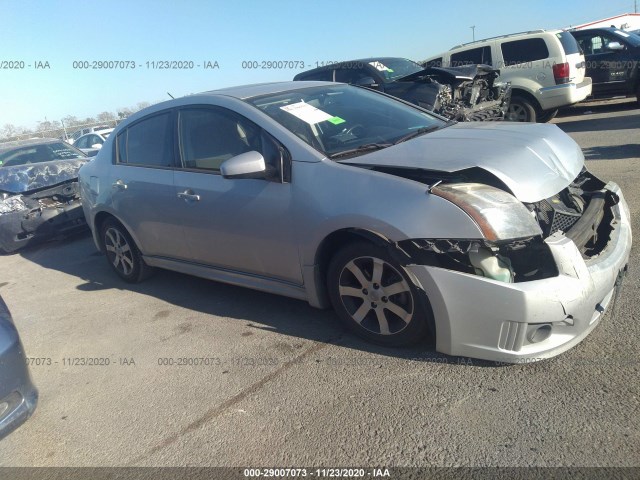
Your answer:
450,46 -> 492,66
334,67 -> 372,84
501,38 -> 550,65
424,58 -> 442,68
296,70 -> 334,81
118,112 -> 174,167
556,31 -> 581,55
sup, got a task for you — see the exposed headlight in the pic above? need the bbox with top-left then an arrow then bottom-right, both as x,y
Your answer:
431,183 -> 542,241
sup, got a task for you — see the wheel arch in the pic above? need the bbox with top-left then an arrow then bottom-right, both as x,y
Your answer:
510,88 -> 543,112
309,227 -> 436,338
92,210 -> 141,254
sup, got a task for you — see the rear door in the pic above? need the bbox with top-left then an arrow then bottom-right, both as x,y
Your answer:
499,37 -> 555,89
110,110 -> 191,260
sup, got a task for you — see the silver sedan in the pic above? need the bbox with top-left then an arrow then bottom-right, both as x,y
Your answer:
79,81 -> 632,363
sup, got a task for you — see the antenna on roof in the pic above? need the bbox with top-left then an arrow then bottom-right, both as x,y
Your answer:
167,92 -> 174,99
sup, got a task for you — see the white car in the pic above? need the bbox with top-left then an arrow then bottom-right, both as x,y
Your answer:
73,129 -> 113,156
67,125 -> 113,145
423,29 -> 593,122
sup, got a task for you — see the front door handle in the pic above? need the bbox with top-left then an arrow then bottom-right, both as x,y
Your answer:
177,189 -> 201,202
112,179 -> 127,190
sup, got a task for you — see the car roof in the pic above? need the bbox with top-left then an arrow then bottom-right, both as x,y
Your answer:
450,29 -> 561,49
0,138 -> 61,154
198,81 -> 338,100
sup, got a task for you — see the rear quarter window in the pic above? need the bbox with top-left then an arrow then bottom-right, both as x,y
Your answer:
501,38 -> 550,65
556,31 -> 582,55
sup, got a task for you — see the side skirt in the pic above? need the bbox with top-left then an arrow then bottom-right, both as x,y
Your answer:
143,255 -> 308,302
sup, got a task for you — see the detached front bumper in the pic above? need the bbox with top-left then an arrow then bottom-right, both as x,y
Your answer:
0,200 -> 86,253
407,182 -> 631,363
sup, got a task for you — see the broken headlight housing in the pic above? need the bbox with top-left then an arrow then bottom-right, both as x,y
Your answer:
431,183 -> 542,241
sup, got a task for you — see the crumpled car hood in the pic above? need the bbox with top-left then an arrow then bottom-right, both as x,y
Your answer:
398,64 -> 498,82
0,159 -> 87,195
343,122 -> 584,203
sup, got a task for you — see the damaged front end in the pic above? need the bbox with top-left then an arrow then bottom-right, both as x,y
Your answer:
403,64 -> 512,122
0,161 -> 88,253
396,169 -> 618,284
399,171 -> 629,361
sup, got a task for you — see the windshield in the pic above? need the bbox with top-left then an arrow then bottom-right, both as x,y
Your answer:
247,85 -> 444,159
368,58 -> 424,81
612,29 -> 640,47
0,142 -> 86,168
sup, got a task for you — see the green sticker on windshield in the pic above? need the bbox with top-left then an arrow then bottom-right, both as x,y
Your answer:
328,116 -> 345,125
387,68 -> 394,72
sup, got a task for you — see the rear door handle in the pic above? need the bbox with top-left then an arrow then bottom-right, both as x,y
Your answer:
112,179 -> 127,190
177,189 -> 201,202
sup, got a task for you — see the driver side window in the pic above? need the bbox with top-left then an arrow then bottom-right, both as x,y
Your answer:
178,107 -> 289,180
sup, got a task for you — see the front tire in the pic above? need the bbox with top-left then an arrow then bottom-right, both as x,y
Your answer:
100,218 -> 153,283
327,242 -> 430,346
506,95 -> 537,122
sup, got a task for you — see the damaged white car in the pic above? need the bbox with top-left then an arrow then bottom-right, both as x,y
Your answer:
79,82 -> 632,363
0,139 -> 88,253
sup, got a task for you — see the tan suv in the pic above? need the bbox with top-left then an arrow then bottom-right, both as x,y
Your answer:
423,29 -> 592,122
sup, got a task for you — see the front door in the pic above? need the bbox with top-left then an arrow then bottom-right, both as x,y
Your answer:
172,106 -> 302,284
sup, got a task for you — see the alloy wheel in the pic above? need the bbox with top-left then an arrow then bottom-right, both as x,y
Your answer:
104,227 -> 135,276
507,103 -> 528,122
337,256 -> 414,335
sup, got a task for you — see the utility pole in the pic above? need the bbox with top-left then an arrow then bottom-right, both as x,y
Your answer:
470,25 -> 476,41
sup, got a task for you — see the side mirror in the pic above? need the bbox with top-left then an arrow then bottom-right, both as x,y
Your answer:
606,41 -> 624,51
86,150 -> 99,157
355,76 -> 378,88
91,143 -> 102,149
220,151 -> 267,179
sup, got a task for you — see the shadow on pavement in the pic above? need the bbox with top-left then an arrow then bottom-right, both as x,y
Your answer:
582,144 -> 640,160
555,112 -> 640,133
557,99 -> 638,118
16,233 -> 503,368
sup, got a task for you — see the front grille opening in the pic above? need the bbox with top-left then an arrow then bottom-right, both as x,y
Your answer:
526,170 -> 614,258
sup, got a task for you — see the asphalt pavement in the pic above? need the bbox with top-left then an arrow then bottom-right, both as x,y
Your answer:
0,99 -> 638,469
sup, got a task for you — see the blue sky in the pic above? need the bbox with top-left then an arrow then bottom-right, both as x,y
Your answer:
0,0 -> 636,129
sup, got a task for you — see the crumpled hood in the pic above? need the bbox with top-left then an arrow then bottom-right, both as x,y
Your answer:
398,64 -> 498,82
0,159 -> 86,194
344,122 -> 584,203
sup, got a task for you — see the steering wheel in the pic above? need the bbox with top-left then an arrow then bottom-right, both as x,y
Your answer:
344,124 -> 365,136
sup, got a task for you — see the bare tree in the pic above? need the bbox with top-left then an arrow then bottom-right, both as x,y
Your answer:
136,101 -> 151,112
96,111 -> 116,122
2,124 -> 18,139
61,115 -> 81,127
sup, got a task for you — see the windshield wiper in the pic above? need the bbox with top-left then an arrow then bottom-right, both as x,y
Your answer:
330,143 -> 392,159
393,126 -> 442,145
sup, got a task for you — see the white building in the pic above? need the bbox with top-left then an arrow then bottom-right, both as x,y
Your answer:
570,13 -> 640,31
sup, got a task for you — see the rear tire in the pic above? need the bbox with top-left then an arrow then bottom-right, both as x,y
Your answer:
100,218 -> 154,283
506,95 -> 537,122
536,108 -> 559,123
327,242 -> 431,346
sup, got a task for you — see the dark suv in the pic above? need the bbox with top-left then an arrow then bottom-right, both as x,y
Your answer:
570,28 -> 640,105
